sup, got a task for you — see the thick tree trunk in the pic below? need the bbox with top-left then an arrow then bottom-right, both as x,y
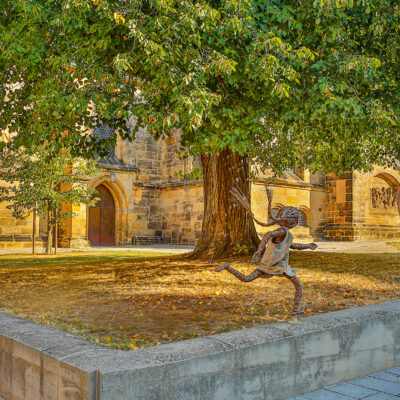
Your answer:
191,148 -> 260,259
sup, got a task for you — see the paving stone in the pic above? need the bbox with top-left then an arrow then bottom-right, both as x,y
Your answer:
363,394 -> 400,400
349,377 -> 400,396
298,369 -> 400,400
302,389 -> 355,400
286,397 -> 310,400
369,371 -> 400,383
325,381 -> 377,398
386,367 -> 400,376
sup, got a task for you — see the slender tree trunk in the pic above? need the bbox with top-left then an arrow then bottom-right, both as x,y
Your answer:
46,204 -> 53,255
191,148 -> 260,259
54,209 -> 58,255
46,180 -> 54,255
32,206 -> 36,255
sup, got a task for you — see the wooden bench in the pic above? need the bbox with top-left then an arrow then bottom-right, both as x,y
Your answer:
131,236 -> 170,245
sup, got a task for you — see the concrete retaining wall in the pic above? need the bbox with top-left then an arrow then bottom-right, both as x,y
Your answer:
1,300 -> 399,400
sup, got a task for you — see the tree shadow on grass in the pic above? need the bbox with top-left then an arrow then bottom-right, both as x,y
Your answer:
0,250 -> 399,350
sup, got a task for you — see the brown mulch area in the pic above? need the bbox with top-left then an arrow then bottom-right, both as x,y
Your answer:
0,250 -> 399,350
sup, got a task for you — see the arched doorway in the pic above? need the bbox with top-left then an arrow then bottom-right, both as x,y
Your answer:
88,184 -> 115,246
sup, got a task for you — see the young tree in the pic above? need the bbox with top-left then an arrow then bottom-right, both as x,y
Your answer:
1,0 -> 399,258
0,142 -> 99,254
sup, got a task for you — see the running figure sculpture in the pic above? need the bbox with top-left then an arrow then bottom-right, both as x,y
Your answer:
215,186 -> 317,317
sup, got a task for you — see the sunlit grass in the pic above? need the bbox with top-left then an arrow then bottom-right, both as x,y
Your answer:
0,250 -> 175,269
388,242 -> 400,250
0,251 -> 398,350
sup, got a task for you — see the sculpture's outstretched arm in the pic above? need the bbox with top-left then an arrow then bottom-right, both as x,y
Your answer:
290,243 -> 317,250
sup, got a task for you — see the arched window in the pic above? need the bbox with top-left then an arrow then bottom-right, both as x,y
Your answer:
268,207 -> 308,227
298,210 -> 307,227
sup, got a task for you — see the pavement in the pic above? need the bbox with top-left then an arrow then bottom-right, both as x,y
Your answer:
313,241 -> 400,254
1,240 -> 400,255
289,367 -> 400,400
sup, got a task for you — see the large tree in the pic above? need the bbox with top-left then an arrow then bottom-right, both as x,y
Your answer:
1,0 -> 399,258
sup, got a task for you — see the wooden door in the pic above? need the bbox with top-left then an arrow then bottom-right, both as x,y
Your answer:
88,184 -> 115,246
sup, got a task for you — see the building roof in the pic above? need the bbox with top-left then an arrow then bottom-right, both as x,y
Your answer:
94,125 -> 139,172
97,154 -> 139,171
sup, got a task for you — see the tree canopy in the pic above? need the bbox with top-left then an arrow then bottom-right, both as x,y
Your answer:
1,0 -> 399,173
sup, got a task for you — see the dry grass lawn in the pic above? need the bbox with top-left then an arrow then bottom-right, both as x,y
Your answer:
0,250 -> 399,350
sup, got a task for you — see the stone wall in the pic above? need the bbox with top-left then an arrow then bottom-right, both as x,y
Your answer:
324,167 -> 400,241
0,312 -> 98,400
123,127 -> 162,184
323,173 -> 354,241
120,127 -> 195,185
352,166 -> 400,240
251,174 -> 326,242
159,181 -> 204,244
309,172 -> 327,240
161,130 -> 186,183
0,183 -> 43,249
114,129 -> 198,243
1,301 -> 399,400
129,184 -> 161,239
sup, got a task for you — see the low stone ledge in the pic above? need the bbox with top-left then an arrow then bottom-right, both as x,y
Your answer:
133,179 -> 203,189
0,300 -> 399,399
0,312 -> 115,400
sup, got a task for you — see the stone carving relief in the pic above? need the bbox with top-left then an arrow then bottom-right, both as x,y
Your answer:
371,186 -> 398,209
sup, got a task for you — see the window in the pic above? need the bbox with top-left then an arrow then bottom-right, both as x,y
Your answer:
268,207 -> 308,227
298,210 -> 307,227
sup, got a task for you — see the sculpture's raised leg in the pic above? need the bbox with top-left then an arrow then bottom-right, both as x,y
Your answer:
215,263 -> 265,282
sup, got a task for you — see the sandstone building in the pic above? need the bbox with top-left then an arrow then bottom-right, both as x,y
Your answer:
1,128 -> 400,249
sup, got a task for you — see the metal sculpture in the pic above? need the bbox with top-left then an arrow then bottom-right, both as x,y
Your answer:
215,186 -> 317,320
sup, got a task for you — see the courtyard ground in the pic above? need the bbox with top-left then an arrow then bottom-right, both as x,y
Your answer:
1,239 -> 400,255
0,250 -> 399,350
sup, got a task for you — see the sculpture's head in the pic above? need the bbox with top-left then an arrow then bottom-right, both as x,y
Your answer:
273,206 -> 299,229
263,186 -> 299,229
